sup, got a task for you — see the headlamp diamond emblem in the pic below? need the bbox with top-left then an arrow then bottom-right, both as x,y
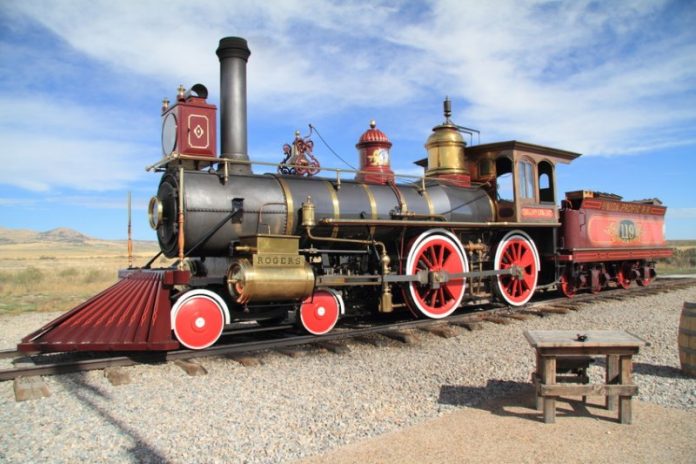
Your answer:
193,125 -> 204,138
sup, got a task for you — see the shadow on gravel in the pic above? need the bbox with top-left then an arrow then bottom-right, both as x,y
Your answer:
55,373 -> 167,463
439,380 -> 620,424
632,362 -> 689,379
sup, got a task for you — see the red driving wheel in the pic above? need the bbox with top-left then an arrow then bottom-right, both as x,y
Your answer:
403,230 -> 467,319
494,231 -> 539,306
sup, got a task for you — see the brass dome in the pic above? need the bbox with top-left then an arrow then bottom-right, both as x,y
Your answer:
425,122 -> 468,177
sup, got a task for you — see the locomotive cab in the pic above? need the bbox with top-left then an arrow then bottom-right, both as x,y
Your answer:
465,141 -> 580,224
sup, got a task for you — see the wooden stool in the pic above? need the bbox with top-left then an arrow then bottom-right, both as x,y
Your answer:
525,330 -> 644,424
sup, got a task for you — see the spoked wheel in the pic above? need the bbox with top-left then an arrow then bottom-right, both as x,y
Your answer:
494,230 -> 539,306
403,229 -> 468,319
637,265 -> 654,287
171,289 -> 228,350
616,262 -> 632,290
559,272 -> 576,298
299,289 -> 343,335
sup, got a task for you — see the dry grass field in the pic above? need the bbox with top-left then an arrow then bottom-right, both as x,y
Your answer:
0,228 -> 169,314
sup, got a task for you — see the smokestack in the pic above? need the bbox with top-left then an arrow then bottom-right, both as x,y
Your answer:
216,37 -> 252,175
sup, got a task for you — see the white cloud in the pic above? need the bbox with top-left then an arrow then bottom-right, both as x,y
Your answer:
387,0 -> 696,154
3,0 -> 696,190
0,96 -> 151,191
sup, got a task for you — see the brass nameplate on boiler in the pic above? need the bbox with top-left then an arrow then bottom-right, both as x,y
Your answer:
254,254 -> 304,267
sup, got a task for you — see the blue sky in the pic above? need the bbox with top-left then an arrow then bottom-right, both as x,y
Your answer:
0,0 -> 694,240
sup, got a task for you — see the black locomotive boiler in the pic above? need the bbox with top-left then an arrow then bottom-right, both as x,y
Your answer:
19,37 -> 671,353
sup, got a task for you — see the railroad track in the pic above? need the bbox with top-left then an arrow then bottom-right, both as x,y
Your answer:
1,277 -> 694,383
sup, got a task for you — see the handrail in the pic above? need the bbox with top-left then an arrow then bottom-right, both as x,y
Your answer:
146,153 -> 427,181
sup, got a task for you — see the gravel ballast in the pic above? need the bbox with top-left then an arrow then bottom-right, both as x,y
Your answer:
1,286 -> 695,463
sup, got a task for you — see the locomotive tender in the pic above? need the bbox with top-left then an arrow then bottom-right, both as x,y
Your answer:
18,37 -> 672,353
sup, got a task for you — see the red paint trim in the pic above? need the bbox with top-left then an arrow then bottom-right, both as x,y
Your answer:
556,247 -> 672,263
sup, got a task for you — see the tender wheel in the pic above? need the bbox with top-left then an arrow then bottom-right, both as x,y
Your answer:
171,289 -> 228,350
616,262 -> 632,289
559,272 -> 576,298
590,268 -> 603,294
637,265 -> 654,287
299,289 -> 343,335
494,230 -> 539,306
403,229 -> 468,319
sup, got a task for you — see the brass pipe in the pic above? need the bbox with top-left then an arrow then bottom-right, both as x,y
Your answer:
390,211 -> 447,221
319,218 -> 560,228
177,167 -> 185,270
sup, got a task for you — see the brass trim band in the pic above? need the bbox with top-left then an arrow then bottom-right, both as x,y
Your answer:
326,181 -> 340,238
275,176 -> 294,235
422,189 -> 435,217
361,183 -> 378,237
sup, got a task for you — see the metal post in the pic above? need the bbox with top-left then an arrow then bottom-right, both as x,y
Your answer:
127,192 -> 133,268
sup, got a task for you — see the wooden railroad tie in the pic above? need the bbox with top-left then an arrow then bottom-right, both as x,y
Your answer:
227,354 -> 263,367
174,359 -> 208,376
379,330 -> 420,345
502,313 -> 530,321
276,347 -> 310,358
419,324 -> 461,338
516,309 -> 545,318
449,321 -> 485,331
352,334 -> 391,347
538,306 -> 571,315
482,315 -> 512,325
14,376 -> 51,402
313,341 -> 352,354
104,367 -> 132,386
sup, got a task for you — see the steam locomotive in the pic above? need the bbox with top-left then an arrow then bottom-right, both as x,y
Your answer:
18,37 -> 672,353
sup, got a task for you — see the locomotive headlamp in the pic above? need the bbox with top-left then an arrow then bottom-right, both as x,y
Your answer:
148,196 -> 163,229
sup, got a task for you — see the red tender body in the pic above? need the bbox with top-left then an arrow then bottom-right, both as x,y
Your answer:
559,192 -> 672,263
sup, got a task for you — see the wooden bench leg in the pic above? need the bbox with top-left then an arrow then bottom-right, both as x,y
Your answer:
606,355 -> 619,411
535,351 -> 543,410
542,356 -> 556,424
619,355 -> 633,424
619,396 -> 632,424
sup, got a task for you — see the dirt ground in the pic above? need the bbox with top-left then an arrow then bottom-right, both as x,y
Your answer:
299,388 -> 696,464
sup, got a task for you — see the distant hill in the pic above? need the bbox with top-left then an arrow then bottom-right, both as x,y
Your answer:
0,226 -> 156,247
0,226 -> 92,244
38,227 -> 93,243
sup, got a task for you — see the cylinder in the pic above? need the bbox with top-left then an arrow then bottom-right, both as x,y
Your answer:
216,37 -> 252,175
678,301 -> 696,377
227,258 -> 315,303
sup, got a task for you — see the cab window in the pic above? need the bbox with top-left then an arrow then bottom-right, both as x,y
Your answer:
518,160 -> 535,200
538,161 -> 555,203
495,157 -> 514,202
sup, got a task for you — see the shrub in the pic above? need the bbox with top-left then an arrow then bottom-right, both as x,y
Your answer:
59,267 -> 79,277
82,269 -> 111,283
14,266 -> 44,286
